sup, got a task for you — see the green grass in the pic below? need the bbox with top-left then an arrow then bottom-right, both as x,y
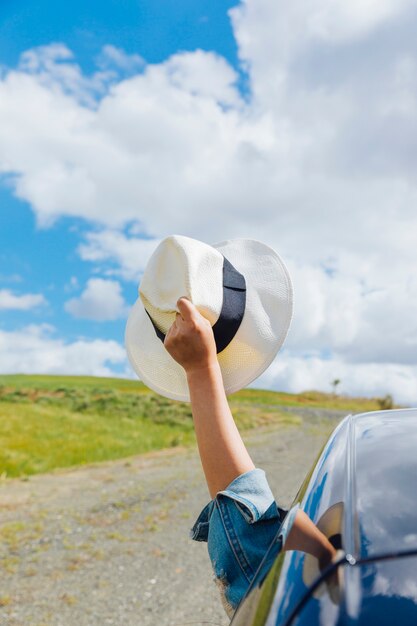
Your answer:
233,387 -> 383,413
0,374 -> 387,479
0,376 -> 195,478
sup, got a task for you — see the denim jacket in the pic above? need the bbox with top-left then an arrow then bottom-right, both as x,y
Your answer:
189,468 -> 299,618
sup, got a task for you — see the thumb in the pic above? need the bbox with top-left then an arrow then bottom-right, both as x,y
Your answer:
177,297 -> 198,321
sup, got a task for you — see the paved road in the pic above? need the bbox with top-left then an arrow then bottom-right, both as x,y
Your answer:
0,410 -> 345,626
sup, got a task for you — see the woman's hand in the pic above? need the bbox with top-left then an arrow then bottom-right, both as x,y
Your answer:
164,297 -> 218,375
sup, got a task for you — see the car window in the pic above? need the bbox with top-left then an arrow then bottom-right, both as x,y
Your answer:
290,555 -> 417,626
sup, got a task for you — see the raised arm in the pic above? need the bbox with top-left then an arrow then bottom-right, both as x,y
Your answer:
164,297 -> 254,499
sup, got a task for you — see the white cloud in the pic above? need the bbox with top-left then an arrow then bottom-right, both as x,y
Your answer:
65,278 -> 127,321
0,289 -> 46,310
372,567 -> 417,603
0,45 -> 246,229
0,324 -> 127,377
256,351 -> 417,406
64,276 -> 79,293
1,35 -> 415,250
306,0 -> 415,42
78,231 -> 160,281
98,45 -> 144,74
17,43 -> 115,107
286,261 -> 417,366
163,49 -> 241,106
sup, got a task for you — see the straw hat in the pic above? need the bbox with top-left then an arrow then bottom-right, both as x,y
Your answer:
125,235 -> 293,402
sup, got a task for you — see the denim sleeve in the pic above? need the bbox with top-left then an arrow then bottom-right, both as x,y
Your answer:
189,468 -> 296,617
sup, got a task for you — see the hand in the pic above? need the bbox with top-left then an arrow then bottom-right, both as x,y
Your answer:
318,543 -> 337,571
164,298 -> 218,375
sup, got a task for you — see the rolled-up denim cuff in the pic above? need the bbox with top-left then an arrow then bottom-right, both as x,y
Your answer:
189,500 -> 214,542
189,468 -> 277,541
217,468 -> 275,523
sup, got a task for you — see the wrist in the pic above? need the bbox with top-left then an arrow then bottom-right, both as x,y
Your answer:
185,359 -> 221,382
318,544 -> 337,571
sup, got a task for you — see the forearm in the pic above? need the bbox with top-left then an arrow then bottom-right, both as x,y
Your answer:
187,362 -> 255,499
283,510 -> 336,568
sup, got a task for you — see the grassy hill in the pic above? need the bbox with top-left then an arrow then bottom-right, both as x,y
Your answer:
0,374 -> 385,479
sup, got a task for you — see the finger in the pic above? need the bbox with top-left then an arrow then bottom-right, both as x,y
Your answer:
177,297 -> 197,321
166,315 -> 179,338
165,322 -> 177,345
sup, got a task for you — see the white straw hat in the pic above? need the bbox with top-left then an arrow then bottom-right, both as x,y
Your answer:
125,235 -> 293,402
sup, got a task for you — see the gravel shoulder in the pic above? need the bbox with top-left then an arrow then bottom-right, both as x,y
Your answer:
0,409 -> 347,626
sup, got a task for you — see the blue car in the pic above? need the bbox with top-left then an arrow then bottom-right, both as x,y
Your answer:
230,408 -> 417,626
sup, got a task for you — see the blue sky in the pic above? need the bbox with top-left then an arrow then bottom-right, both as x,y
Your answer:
1,0 -> 417,402
0,0 -> 239,343
0,0 -> 240,68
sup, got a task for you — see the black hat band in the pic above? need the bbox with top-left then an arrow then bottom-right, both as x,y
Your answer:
145,255 -> 246,354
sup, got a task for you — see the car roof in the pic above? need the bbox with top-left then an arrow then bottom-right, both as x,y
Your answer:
347,408 -> 417,559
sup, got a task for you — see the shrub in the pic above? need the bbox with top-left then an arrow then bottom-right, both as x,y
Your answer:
377,394 -> 394,410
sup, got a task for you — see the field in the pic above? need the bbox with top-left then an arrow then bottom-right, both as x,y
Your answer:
0,374 -> 384,479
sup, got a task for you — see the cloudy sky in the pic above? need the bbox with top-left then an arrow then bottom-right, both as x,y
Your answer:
1,0 -> 416,403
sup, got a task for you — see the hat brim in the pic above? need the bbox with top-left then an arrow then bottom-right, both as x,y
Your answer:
125,238 -> 293,402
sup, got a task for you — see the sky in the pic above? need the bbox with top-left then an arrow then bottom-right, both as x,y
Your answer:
0,0 -> 416,403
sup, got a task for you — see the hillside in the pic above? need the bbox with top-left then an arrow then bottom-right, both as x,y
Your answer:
0,374 -> 384,478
